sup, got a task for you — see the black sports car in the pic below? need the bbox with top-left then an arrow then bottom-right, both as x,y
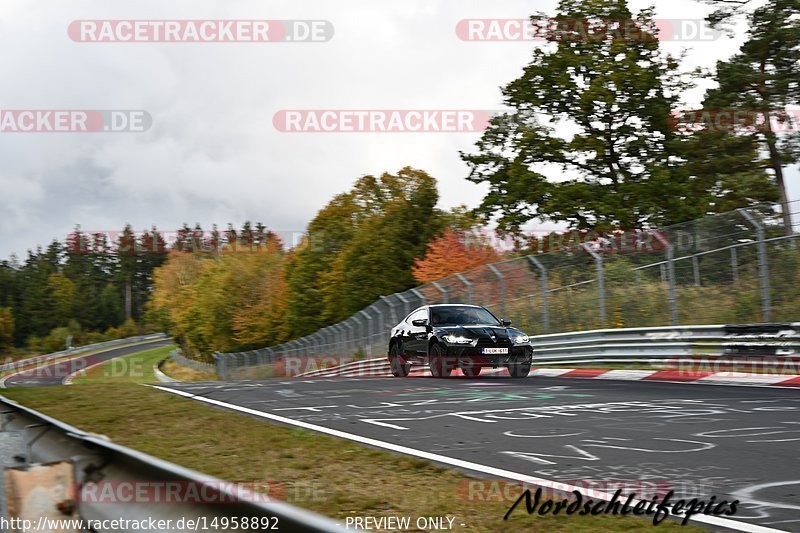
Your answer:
386,304 -> 533,377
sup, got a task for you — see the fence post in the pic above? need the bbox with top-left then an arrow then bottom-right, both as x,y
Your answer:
314,330 -> 323,356
298,337 -> 309,358
455,273 -> 473,304
731,247 -> 738,282
653,232 -> 678,326
334,323 -> 344,355
487,264 -> 506,317
344,320 -> 355,355
380,295 -> 399,326
359,310 -> 373,356
581,244 -> 605,327
317,331 -> 327,355
372,305 -> 385,356
213,352 -> 226,380
396,292 -> 411,318
738,208 -> 771,322
431,281 -> 448,303
410,288 -> 426,307
692,255 -> 701,286
526,256 -> 549,332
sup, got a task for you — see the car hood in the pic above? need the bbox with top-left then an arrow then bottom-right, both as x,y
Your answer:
435,325 -> 524,339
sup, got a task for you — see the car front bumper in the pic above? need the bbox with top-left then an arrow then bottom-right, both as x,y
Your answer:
436,344 -> 532,366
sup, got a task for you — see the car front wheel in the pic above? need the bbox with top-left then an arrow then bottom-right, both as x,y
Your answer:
428,343 -> 453,378
507,353 -> 532,378
389,343 -> 410,377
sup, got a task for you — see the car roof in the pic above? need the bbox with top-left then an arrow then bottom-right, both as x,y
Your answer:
427,304 -> 483,308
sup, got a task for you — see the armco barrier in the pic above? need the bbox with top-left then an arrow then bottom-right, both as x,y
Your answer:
235,323 -> 800,380
0,395 -> 346,532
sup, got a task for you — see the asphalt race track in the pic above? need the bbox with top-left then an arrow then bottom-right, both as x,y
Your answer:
157,375 -> 800,532
3,339 -> 173,387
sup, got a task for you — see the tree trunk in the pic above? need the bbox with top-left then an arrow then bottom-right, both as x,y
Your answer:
764,132 -> 793,235
125,279 -> 132,320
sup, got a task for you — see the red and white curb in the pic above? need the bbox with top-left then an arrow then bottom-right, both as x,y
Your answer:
528,367 -> 800,388
298,358 -> 800,388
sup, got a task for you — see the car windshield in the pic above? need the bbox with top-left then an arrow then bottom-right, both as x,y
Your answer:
430,306 -> 501,326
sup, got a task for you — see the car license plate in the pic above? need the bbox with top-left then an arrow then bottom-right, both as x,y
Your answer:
482,347 -> 508,354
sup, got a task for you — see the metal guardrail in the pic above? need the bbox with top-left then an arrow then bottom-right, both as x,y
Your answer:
290,322 -> 800,378
0,333 -> 169,374
0,395 -> 347,532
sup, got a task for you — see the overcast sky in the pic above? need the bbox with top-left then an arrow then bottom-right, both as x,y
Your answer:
1,0 -> 796,259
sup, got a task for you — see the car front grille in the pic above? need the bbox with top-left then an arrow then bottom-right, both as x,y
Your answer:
475,338 -> 512,348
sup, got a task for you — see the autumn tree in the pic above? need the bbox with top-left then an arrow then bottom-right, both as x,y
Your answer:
149,227 -> 287,355
320,167 -> 440,321
412,230 -> 501,284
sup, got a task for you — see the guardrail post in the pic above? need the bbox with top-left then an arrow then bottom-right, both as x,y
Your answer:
487,264 -> 506,317
581,244 -> 605,327
431,281 -> 448,303
739,208 -> 771,321
526,256 -> 549,332
653,232 -> 678,325
455,273 -> 473,304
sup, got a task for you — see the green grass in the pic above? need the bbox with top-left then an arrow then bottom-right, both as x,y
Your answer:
70,344 -> 176,384
1,383 -> 706,532
160,358 -> 218,381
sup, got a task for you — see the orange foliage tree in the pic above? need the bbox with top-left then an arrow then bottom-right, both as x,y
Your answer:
412,230 -> 500,284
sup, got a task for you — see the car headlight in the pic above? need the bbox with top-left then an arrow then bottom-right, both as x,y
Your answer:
444,334 -> 474,344
513,334 -> 530,344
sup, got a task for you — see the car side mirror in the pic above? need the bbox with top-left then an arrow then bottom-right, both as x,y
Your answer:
501,319 -> 512,326
411,319 -> 428,327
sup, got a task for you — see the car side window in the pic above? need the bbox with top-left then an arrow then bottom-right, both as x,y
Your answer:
408,309 -> 427,324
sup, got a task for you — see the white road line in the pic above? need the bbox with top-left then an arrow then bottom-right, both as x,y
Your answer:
149,384 -> 787,533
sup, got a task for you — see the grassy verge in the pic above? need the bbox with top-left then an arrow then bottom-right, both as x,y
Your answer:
160,359 -> 217,381
2,382 -> 704,532
70,345 -> 175,384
